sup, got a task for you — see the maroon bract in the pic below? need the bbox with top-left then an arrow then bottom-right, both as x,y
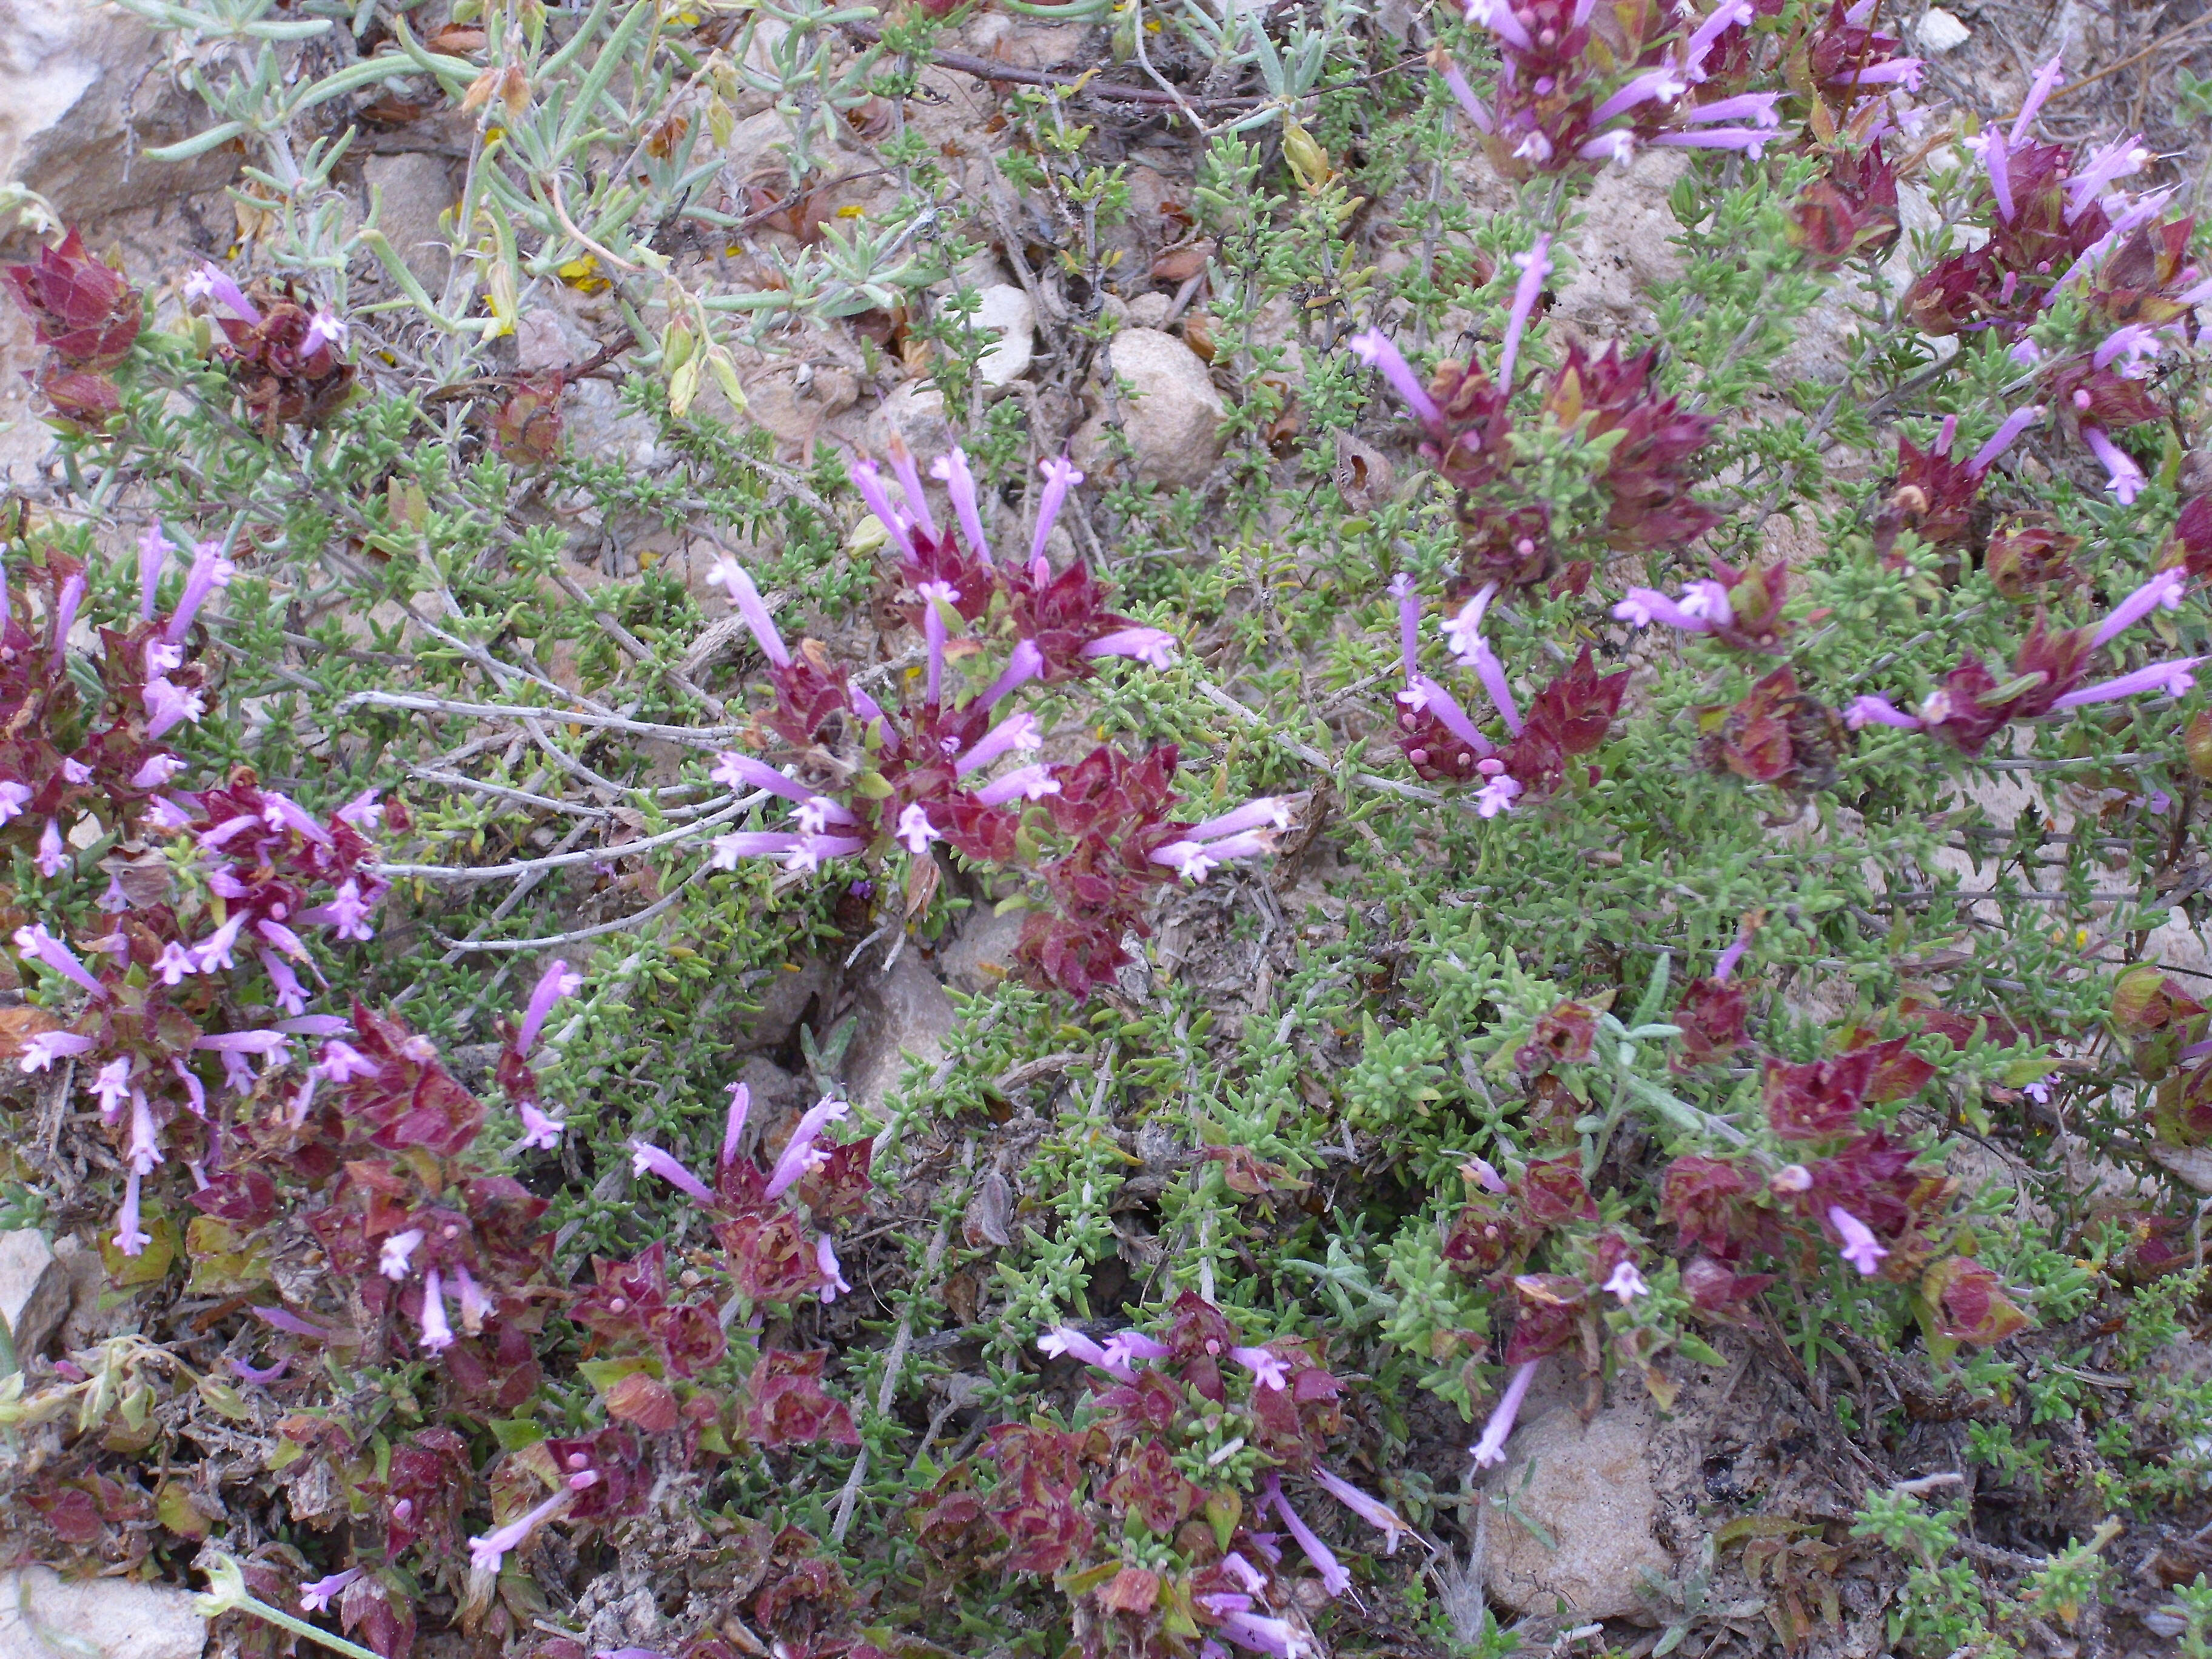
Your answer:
2,228 -> 141,369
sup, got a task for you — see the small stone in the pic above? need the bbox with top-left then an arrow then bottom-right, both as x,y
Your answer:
871,381 -> 954,460
1123,292 -> 1175,330
1481,1403 -> 1673,1620
1917,7 -> 1971,52
940,905 -> 1028,994
0,1566 -> 205,1659
1074,328 -> 1227,491
0,1226 -> 56,1345
842,950 -> 957,1114
970,284 -> 1036,389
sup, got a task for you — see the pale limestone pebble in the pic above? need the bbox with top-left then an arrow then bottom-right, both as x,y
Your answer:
968,283 -> 1036,390
1916,7 -> 1971,52
0,1566 -> 206,1659
361,152 -> 455,295
843,949 -> 958,1114
1480,1399 -> 1674,1620
1549,148 -> 1690,342
939,904 -> 1029,994
1072,328 -> 1227,491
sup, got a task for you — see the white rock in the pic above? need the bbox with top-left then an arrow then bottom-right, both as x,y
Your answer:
1917,7 -> 1971,52
0,0 -> 236,236
870,380 -> 954,460
0,1227 -> 55,1338
0,1566 -> 205,1659
969,283 -> 1035,389
363,152 -> 455,294
1551,148 -> 1689,338
1481,1403 -> 1674,1620
1074,327 -> 1226,490
842,950 -> 957,1114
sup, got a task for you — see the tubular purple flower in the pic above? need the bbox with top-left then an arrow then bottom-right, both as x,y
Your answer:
1969,404 -> 2042,472
1972,130 -> 2014,223
1030,457 -> 1084,570
1651,127 -> 1773,155
517,1103 -> 565,1151
977,640 -> 1045,714
765,1096 -> 851,1199
153,940 -> 196,985
1713,933 -> 1751,982
144,677 -> 204,739
885,435 -> 938,538
2050,657 -> 2201,709
517,959 -> 582,1053
720,1080 -> 752,1167
1081,627 -> 1179,669
256,918 -> 310,961
1151,830 -> 1275,882
1441,584 -> 1498,663
2011,53 -> 2065,142
1435,52 -> 1492,132
1209,1609 -> 1302,1659
1610,588 -> 1714,632
1474,0 -> 1532,51
2065,137 -> 2149,222
1677,92 -> 1782,126
784,834 -> 866,873
816,1234 -> 851,1302
896,803 -> 942,856
2092,568 -> 2187,648
127,1087 -> 163,1171
1837,58 -> 1923,87
1683,0 -> 1752,75
1038,1325 -> 1132,1376
13,922 -> 107,999
468,1487 -> 574,1575
50,572 -> 84,674
379,1228 -> 426,1281
1233,1346 -> 1289,1390
2082,427 -> 2145,503
299,1569 -> 363,1614
631,1139 -> 716,1205
418,1270 -> 455,1352
974,763 -> 1062,806
454,1262 -> 492,1333
230,1354 -> 287,1385
1845,694 -> 1923,731
92,1060 -> 131,1121
255,1305 -> 332,1339
708,558 -> 792,668
1263,1473 -> 1352,1597
1390,573 -> 1422,680
796,796 -> 858,834
192,913 -> 247,974
1498,235 -> 1552,393
19,1029 -> 94,1073
318,1039 -> 377,1082
1470,1359 -> 1539,1467
955,710 -> 1041,777
184,262 -> 260,323
1580,130 -> 1637,167
1101,1329 -> 1171,1370
1313,1466 -> 1412,1555
1189,798 -> 1293,841
1474,771 -> 1522,818
2094,323 -> 2164,375
113,1168 -> 150,1256
0,780 -> 27,825
138,525 -> 172,620
1828,1205 -> 1889,1275
1592,67 -> 1687,127
711,751 -> 811,808
1347,330 -> 1443,427
917,580 -> 959,705
1464,1155 -> 1507,1193
850,458 -> 915,558
930,447 -> 993,563
1603,1261 -> 1650,1302
33,819 -> 67,879
1404,675 -> 1496,758
166,540 -> 236,644
709,831 -> 805,870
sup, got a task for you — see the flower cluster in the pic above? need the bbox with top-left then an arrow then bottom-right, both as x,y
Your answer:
908,1292 -> 1405,1658
700,442 -> 1290,997
1437,0 -> 1791,177
1,226 -> 142,427
184,263 -> 356,436
1386,576 -> 1629,812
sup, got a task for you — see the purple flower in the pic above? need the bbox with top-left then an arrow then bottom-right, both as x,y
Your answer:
468,1486 -> 574,1575
1678,92 -> 1782,126
973,763 -> 1062,807
1401,675 -> 1496,761
1100,1329 -> 1171,1371
816,1233 -> 851,1303
706,557 -> 792,668
230,1354 -> 288,1385
418,1267 -> 455,1353
2082,427 -> 2144,503
1970,404 -> 2042,472
517,959 -> 581,1053
850,458 -> 916,559
191,913 -> 246,974
1262,1474 -> 1351,1598
256,916 -> 309,959
300,878 -> 376,942
138,525 -> 172,620
711,751 -> 811,806
1440,587 -> 1522,734
1435,50 -> 1492,132
722,1080 -> 751,1167
764,1096 -> 851,1199
142,677 -> 206,739
1497,235 -> 1552,392
954,710 -> 1041,777
379,1228 -> 425,1280
59,758 -> 90,786
337,789 -> 384,831
1463,1155 -> 1507,1193
929,446 -> 993,563
13,922 -> 107,999
454,1262 -> 493,1334
1347,329 -> 1441,427
2092,568 -> 2186,648
1828,1205 -> 1888,1275
50,572 -> 84,674
1611,587 -> 1714,632
711,831 -> 804,870
1038,1324 -> 1136,1378
1837,57 -> 1923,89
165,540 -> 236,644
895,803 -> 942,856
19,1029 -> 95,1073
1651,126 -> 1776,155
517,1102 -> 565,1151
113,1168 -> 150,1257
1233,1345 -> 1289,1390
2065,136 -> 2149,222
2094,323 -> 2166,375
917,580 -> 959,706
92,1059 -> 132,1121
1473,769 -> 1522,819
0,780 -> 28,825
1844,694 -> 1922,731
1151,830 -> 1275,883
184,263 -> 263,325
1603,1261 -> 1649,1302
1592,65 -> 1688,127
303,309 -> 348,355
1030,457 -> 1084,573
885,434 -> 939,539
299,1568 -> 362,1613
1188,798 -> 1293,841
1312,1466 -> 1412,1555
129,754 -> 184,789
1683,0 -> 1752,74
630,1139 -> 716,1205
318,1039 -> 377,1082
1081,626 -> 1178,669
1972,130 -> 2014,223
33,819 -> 67,879
2050,657 -> 2201,709
1470,1358 -> 1540,1467
2011,52 -> 2066,142
980,638 -> 1045,711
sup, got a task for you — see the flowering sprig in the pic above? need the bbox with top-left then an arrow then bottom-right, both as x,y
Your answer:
1,226 -> 142,427
699,443 -> 1287,997
184,261 -> 355,437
